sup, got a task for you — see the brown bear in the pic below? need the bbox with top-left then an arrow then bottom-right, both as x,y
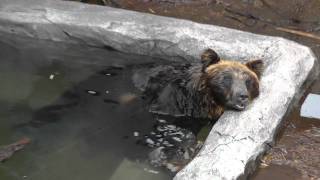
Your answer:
133,48 -> 263,120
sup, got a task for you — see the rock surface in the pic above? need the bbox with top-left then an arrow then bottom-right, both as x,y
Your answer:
0,0 -> 317,179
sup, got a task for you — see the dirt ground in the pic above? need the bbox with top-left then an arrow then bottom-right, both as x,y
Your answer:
75,0 -> 320,179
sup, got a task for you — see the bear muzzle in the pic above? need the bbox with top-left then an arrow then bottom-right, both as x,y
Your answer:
226,90 -> 250,111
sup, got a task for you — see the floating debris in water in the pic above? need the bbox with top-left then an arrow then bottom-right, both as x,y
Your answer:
49,74 -> 55,80
0,137 -> 31,162
86,90 -> 100,96
87,90 -> 97,94
48,72 -> 60,80
143,168 -> 159,174
301,93 -> 320,119
97,66 -> 123,76
133,131 -> 140,137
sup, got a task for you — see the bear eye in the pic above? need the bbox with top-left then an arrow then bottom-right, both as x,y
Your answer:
245,77 -> 259,98
245,79 -> 252,88
208,74 -> 232,91
223,74 -> 233,88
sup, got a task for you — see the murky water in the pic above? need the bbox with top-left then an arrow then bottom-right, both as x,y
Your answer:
0,33 -> 183,180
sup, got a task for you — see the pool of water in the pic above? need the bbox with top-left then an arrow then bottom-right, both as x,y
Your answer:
0,33 -> 180,180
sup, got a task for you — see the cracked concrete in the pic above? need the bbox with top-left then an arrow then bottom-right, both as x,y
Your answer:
0,0 -> 318,179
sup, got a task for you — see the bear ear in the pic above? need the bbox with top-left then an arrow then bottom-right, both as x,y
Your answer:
245,59 -> 264,78
201,48 -> 220,72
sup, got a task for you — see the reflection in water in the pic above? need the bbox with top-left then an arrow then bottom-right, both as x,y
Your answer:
145,121 -> 202,173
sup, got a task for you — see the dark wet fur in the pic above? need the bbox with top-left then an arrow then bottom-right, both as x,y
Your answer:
136,63 -> 223,119
134,48 -> 263,120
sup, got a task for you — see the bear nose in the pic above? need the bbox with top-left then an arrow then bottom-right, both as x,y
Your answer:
238,94 -> 249,102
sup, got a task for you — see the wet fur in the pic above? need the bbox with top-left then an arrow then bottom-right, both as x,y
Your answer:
140,63 -> 224,119
138,49 -> 262,119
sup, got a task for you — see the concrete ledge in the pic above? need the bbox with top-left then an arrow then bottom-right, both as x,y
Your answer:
0,0 -> 317,179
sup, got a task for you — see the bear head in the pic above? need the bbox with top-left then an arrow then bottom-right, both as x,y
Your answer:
200,48 -> 263,111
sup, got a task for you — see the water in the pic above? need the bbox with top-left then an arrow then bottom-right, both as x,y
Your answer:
0,33 -> 175,180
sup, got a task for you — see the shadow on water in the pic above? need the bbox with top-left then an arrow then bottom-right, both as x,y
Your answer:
0,33 -> 209,180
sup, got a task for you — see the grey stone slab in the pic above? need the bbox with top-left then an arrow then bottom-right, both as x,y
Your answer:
0,0 -> 318,179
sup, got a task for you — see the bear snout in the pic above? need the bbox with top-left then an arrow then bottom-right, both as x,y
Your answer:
237,93 -> 249,103
225,90 -> 250,111
235,93 -> 250,110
